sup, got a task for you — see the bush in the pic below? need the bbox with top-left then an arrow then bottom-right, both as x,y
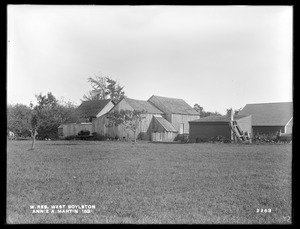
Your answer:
78,130 -> 90,136
92,132 -> 106,141
65,135 -> 79,140
253,132 -> 279,143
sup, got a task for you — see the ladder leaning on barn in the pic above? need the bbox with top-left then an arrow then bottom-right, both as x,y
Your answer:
230,110 -> 251,143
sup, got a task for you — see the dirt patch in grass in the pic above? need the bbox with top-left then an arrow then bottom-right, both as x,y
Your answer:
7,141 -> 292,224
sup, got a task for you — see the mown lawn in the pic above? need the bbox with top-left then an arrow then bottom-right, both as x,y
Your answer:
7,140 -> 292,224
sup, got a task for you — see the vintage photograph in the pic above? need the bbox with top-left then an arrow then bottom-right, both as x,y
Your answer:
7,5 -> 292,224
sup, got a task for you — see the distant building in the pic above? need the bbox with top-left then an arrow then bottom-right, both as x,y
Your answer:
238,102 -> 293,135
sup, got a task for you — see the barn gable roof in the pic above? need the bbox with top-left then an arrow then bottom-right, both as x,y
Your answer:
154,116 -> 178,132
148,95 -> 199,115
189,115 -> 249,123
77,99 -> 112,118
238,102 -> 293,126
124,98 -> 164,114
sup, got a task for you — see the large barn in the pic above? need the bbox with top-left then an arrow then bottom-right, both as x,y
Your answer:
238,102 -> 293,135
188,115 -> 252,143
92,97 -> 178,141
92,95 -> 199,141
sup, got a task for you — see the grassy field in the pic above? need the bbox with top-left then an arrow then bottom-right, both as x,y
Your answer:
7,140 -> 292,224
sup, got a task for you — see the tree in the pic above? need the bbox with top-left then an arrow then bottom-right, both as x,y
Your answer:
194,104 -> 222,117
7,93 -> 83,148
7,104 -> 32,137
83,73 -> 125,103
106,109 -> 146,142
194,104 -> 204,114
226,107 -> 242,117
106,77 -> 125,103
29,107 -> 39,150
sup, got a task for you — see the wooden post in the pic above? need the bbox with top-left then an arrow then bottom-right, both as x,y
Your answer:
31,129 -> 38,150
230,109 -> 234,142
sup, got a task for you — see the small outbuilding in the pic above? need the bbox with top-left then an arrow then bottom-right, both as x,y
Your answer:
150,115 -> 178,141
188,115 -> 252,143
238,102 -> 293,135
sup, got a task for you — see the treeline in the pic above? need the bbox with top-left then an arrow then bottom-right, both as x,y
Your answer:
7,92 -> 82,140
193,104 -> 242,117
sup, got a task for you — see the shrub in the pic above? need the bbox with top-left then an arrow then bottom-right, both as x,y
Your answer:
78,130 -> 90,136
92,132 -> 106,141
65,135 -> 79,140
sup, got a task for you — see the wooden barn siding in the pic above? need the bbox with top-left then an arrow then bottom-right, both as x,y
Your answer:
62,123 -> 92,137
93,114 -> 155,140
151,132 -> 178,142
92,115 -> 107,135
149,116 -> 178,141
171,114 -> 200,134
92,99 -> 158,141
252,126 -> 285,136
58,128 -> 63,138
150,116 -> 166,133
236,116 -> 252,138
189,122 -> 231,142
285,118 -> 293,134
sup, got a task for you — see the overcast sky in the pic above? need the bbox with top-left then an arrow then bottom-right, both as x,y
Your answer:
7,5 -> 292,114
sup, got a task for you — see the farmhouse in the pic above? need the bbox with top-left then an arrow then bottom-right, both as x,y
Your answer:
189,115 -> 252,143
238,102 -> 293,135
148,95 -> 200,135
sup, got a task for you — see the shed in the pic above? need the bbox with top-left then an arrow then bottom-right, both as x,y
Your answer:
150,115 -> 178,141
238,102 -> 293,135
189,115 -> 252,143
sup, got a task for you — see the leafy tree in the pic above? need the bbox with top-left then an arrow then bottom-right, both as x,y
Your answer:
106,77 -> 125,103
83,73 -> 125,103
106,109 -> 146,142
226,107 -> 242,117
194,104 -> 204,114
7,104 -> 32,137
7,93 -> 83,148
194,104 -> 222,117
34,93 -> 84,140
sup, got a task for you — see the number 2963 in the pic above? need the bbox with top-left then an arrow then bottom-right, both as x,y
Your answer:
257,208 -> 271,213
